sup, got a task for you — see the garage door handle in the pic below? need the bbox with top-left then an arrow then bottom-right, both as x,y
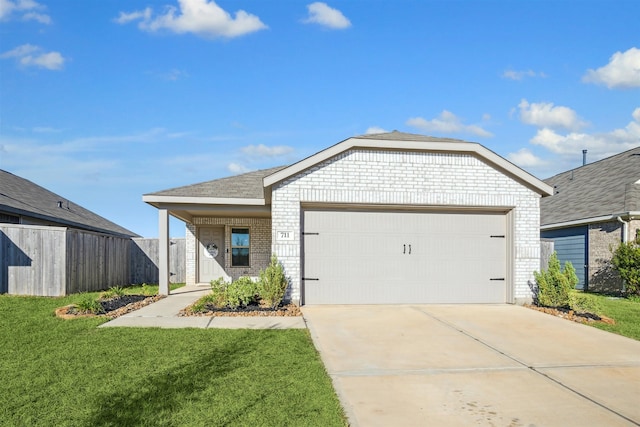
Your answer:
302,277 -> 319,281
409,244 -> 411,254
490,278 -> 505,281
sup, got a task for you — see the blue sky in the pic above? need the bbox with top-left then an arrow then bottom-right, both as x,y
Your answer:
1,0 -> 639,237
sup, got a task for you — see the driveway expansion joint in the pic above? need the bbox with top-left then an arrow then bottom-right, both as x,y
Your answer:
330,366 -> 529,377
413,306 -> 640,427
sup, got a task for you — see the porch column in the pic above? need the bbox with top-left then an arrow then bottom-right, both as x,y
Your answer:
158,208 -> 170,295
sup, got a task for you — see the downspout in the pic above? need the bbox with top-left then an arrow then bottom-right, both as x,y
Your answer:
617,216 -> 628,243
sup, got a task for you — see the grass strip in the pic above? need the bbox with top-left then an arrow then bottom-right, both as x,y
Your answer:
0,289 -> 345,427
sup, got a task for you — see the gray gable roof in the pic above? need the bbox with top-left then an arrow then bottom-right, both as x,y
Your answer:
541,146 -> 640,226
0,170 -> 139,237
145,166 -> 287,199
264,131 -> 552,196
357,130 -> 468,143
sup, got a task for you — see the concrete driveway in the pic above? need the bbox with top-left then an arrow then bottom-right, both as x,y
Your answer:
302,305 -> 640,427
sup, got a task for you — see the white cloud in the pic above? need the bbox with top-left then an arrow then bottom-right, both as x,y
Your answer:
406,110 -> 493,137
583,47 -> 640,89
21,50 -> 64,69
529,108 -> 640,158
241,144 -> 294,157
365,126 -> 388,134
507,148 -> 546,168
22,10 -> 49,23
518,99 -> 587,131
0,43 -> 38,57
115,0 -> 267,39
502,69 -> 547,80
0,0 -> 50,23
303,2 -> 351,29
1,44 -> 65,70
114,8 -> 152,24
228,162 -> 250,174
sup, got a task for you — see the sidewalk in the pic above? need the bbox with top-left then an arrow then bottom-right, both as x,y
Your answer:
99,285 -> 307,329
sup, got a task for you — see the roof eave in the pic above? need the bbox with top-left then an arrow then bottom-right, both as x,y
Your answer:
263,136 -> 553,197
0,205 -> 139,238
142,195 -> 267,206
541,211 -> 640,230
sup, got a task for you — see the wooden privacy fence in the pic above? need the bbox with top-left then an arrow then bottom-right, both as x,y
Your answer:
130,238 -> 185,285
540,239 -> 555,271
1,224 -> 185,296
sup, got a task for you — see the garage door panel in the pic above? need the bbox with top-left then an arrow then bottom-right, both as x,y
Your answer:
303,210 -> 507,304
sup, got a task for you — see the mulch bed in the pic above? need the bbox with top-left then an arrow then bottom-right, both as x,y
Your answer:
180,302 -> 302,317
55,295 -> 165,320
524,304 -> 615,325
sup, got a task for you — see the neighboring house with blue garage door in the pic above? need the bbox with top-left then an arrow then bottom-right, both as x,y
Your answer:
145,131 -> 553,305
541,146 -> 640,293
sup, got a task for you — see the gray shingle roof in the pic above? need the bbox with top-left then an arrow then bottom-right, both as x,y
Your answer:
0,170 -> 139,237
356,130 -> 468,143
146,166 -> 287,199
541,146 -> 640,226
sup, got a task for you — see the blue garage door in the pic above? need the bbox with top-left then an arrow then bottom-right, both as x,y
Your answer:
541,227 -> 588,290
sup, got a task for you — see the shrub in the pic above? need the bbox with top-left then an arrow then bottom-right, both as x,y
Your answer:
568,291 -> 602,315
100,286 -> 125,300
190,294 -> 220,313
76,294 -> 104,314
258,255 -> 288,309
611,241 -> 640,296
209,277 -> 230,307
533,252 -> 576,308
209,277 -> 258,309
225,277 -> 259,309
140,283 -> 155,296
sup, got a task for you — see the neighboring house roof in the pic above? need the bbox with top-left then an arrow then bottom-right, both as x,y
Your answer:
541,146 -> 640,228
143,131 -> 553,222
0,169 -> 139,238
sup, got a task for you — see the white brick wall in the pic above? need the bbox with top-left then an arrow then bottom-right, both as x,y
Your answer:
184,217 -> 272,285
271,149 -> 541,304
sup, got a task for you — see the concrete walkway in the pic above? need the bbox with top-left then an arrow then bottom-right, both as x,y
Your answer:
303,304 -> 640,427
99,285 -> 306,329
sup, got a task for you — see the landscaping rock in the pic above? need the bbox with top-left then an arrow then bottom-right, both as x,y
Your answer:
55,295 -> 165,320
180,302 -> 302,317
525,304 -> 615,325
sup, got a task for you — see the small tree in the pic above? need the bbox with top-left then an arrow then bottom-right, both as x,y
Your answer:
258,255 -> 288,309
533,252 -> 577,308
611,241 -> 640,296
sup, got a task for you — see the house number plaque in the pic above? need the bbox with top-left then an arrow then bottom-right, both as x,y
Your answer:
277,231 -> 293,241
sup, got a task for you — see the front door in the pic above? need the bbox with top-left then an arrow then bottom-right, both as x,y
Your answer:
198,227 -> 226,283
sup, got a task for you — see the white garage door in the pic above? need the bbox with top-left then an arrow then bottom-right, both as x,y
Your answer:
302,209 -> 507,304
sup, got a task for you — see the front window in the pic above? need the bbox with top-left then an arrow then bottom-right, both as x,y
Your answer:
231,228 -> 250,267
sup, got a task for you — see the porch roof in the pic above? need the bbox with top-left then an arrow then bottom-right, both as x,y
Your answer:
142,166 -> 286,222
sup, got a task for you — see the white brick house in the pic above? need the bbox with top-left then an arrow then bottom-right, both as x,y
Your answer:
144,132 -> 552,305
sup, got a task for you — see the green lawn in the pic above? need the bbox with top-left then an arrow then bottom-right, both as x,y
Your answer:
0,287 -> 346,427
588,294 -> 640,341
